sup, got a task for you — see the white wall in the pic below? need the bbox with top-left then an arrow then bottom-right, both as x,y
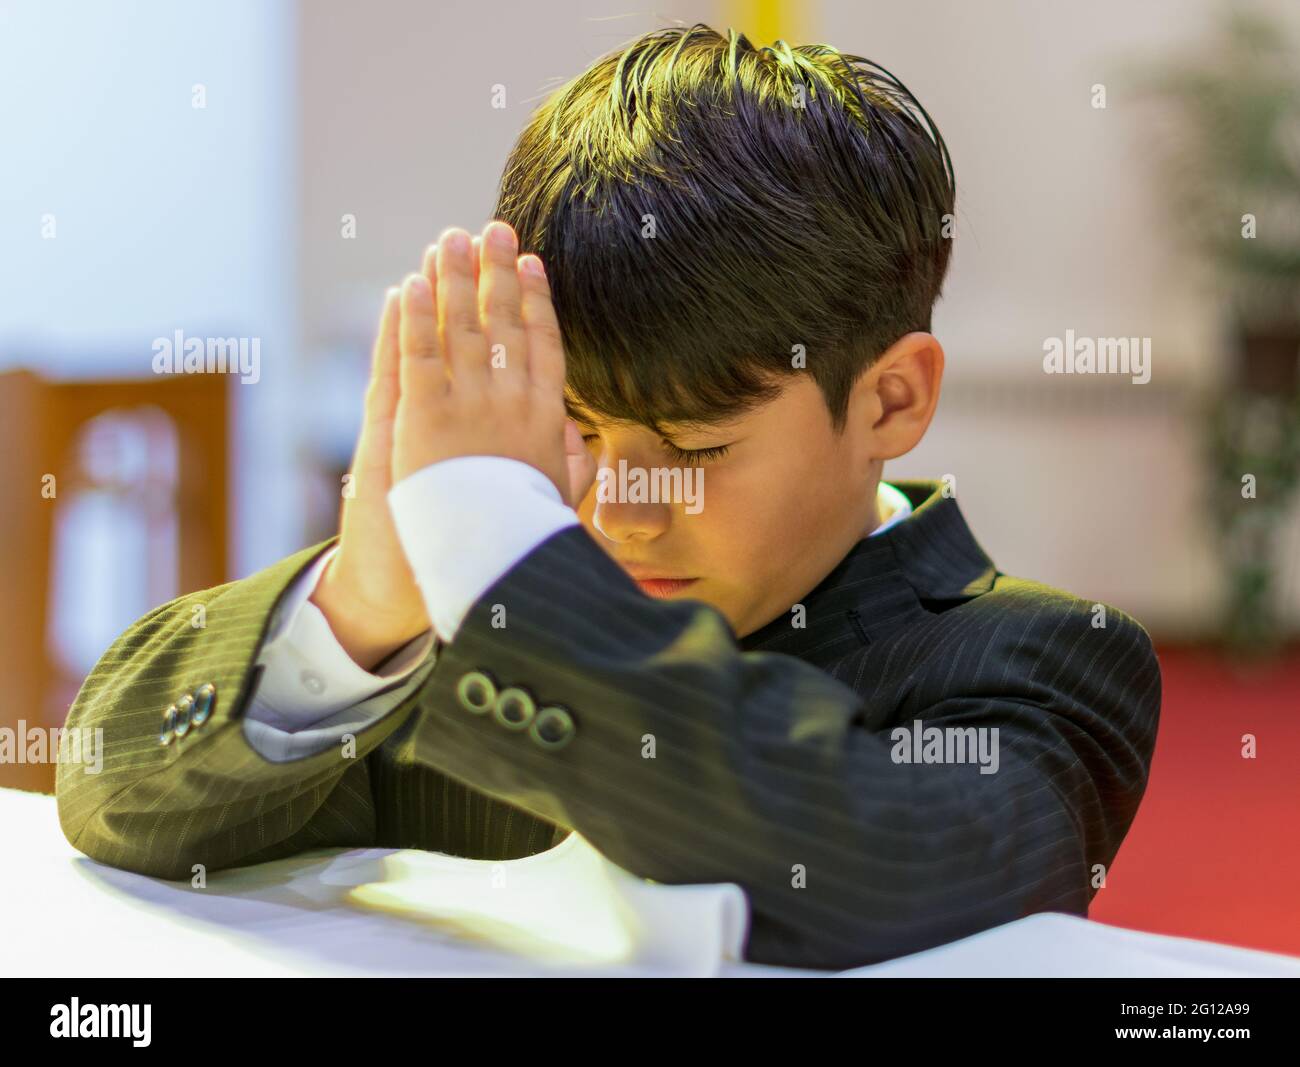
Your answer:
823,0 -> 1300,631
0,0 -> 303,577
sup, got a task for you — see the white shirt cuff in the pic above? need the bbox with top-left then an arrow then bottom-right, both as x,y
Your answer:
388,456 -> 581,643
247,543 -> 436,734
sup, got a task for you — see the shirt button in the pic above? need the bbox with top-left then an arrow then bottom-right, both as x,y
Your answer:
300,669 -> 326,695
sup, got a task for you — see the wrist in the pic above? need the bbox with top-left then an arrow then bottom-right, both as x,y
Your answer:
309,554 -> 429,672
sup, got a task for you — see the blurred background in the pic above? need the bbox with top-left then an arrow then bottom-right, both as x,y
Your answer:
2,0 -> 1297,957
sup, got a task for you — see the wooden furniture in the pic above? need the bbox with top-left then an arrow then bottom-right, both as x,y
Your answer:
0,369 -> 228,792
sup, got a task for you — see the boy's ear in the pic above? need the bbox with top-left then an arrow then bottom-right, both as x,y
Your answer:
860,332 -> 944,460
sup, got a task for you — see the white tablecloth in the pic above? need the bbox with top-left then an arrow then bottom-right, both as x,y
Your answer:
5,786 -> 1297,977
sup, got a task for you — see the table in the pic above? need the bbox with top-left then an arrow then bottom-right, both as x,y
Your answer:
5,786 -> 1297,978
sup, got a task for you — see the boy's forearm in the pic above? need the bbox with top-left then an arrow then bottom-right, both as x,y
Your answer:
55,541 -> 411,879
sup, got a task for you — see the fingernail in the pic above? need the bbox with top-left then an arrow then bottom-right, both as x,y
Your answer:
488,222 -> 516,252
521,255 -> 546,279
443,230 -> 470,256
404,273 -> 430,295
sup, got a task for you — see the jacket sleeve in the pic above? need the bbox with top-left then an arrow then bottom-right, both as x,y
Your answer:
55,536 -> 437,881
404,524 -> 1161,971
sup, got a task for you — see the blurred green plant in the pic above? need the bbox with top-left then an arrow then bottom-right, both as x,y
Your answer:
1134,4 -> 1300,655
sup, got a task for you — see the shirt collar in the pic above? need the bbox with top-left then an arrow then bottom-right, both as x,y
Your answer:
868,480 -> 913,537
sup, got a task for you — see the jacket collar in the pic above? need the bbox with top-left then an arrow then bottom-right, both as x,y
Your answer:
737,479 -> 999,664
886,479 -> 1000,600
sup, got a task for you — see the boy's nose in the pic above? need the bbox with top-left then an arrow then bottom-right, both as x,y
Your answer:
590,494 -> 672,544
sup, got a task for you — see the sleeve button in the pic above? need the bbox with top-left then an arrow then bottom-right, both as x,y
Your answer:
173,694 -> 195,737
192,683 -> 216,726
159,705 -> 177,746
492,687 -> 536,731
456,670 -> 497,714
530,705 -> 575,750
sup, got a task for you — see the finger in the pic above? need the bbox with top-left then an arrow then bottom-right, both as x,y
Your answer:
418,240 -> 442,365
470,235 -> 481,287
421,242 -> 440,294
436,227 -> 490,386
398,271 -> 448,401
365,285 -> 401,421
518,253 -> 566,397
351,286 -> 402,491
478,221 -> 528,386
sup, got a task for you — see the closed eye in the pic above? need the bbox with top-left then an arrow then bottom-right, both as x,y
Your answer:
580,434 -> 731,466
661,441 -> 730,466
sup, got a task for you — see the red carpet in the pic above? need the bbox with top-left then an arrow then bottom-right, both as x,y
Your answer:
1089,645 -> 1300,957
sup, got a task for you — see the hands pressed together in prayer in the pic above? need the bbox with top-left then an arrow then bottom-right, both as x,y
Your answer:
310,222 -> 597,670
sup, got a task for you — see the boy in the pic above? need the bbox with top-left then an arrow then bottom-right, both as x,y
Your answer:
56,24 -> 1159,971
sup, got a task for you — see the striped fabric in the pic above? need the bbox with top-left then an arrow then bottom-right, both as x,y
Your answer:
56,480 -> 1160,971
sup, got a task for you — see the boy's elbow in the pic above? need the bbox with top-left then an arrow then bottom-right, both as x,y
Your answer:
56,784 -> 195,882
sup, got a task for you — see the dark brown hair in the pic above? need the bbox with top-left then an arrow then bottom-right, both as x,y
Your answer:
494,23 -> 955,435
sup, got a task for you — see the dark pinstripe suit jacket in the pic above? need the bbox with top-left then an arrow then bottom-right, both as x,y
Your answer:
56,479 -> 1160,970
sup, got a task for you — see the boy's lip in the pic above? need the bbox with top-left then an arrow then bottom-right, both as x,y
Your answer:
633,577 -> 699,598
617,562 -> 699,596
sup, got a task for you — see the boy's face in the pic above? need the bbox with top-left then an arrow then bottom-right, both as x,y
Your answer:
568,374 -> 883,638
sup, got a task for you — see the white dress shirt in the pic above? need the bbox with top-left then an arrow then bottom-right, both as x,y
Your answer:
242,466 -> 913,759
